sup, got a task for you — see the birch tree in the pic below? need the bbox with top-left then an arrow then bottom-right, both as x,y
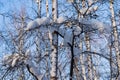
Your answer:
50,0 -> 58,80
109,0 -> 120,79
82,0 -> 93,79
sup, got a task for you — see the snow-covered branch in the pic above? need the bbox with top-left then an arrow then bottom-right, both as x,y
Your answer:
25,16 -> 111,47
25,17 -> 51,31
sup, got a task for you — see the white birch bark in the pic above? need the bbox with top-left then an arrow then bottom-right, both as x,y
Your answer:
78,2 -> 87,78
81,0 -> 93,79
85,32 -> 93,80
50,0 -> 58,80
36,0 -> 42,18
79,40 -> 87,80
109,45 -> 115,80
109,0 -> 120,79
46,0 -> 49,17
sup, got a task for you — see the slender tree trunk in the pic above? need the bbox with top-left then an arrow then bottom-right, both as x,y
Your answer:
92,51 -> 99,80
93,66 -> 98,80
52,0 -> 58,21
109,0 -> 120,79
87,0 -> 98,79
81,0 -> 93,79
79,40 -> 87,80
77,1 -> 87,78
109,45 -> 114,80
46,0 -> 49,17
36,0 -> 42,18
109,33 -> 114,80
85,32 -> 92,80
80,55 -> 86,80
50,0 -> 58,80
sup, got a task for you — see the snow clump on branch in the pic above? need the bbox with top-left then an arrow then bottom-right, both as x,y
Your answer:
25,16 -> 67,31
25,17 -> 51,31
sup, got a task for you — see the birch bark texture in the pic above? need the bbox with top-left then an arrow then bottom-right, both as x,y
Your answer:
109,0 -> 120,79
46,0 -> 49,17
79,40 -> 87,80
36,0 -> 42,18
50,0 -> 58,80
85,32 -> 93,80
81,0 -> 93,79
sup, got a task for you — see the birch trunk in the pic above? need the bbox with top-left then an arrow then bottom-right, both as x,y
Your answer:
109,45 -> 115,80
81,0 -> 93,79
109,33 -> 114,80
109,0 -> 120,79
50,0 -> 58,80
85,32 -> 92,80
78,4 -> 87,78
36,0 -> 42,18
88,2 -> 99,78
79,40 -> 87,80
92,51 -> 99,80
46,0 -> 49,17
